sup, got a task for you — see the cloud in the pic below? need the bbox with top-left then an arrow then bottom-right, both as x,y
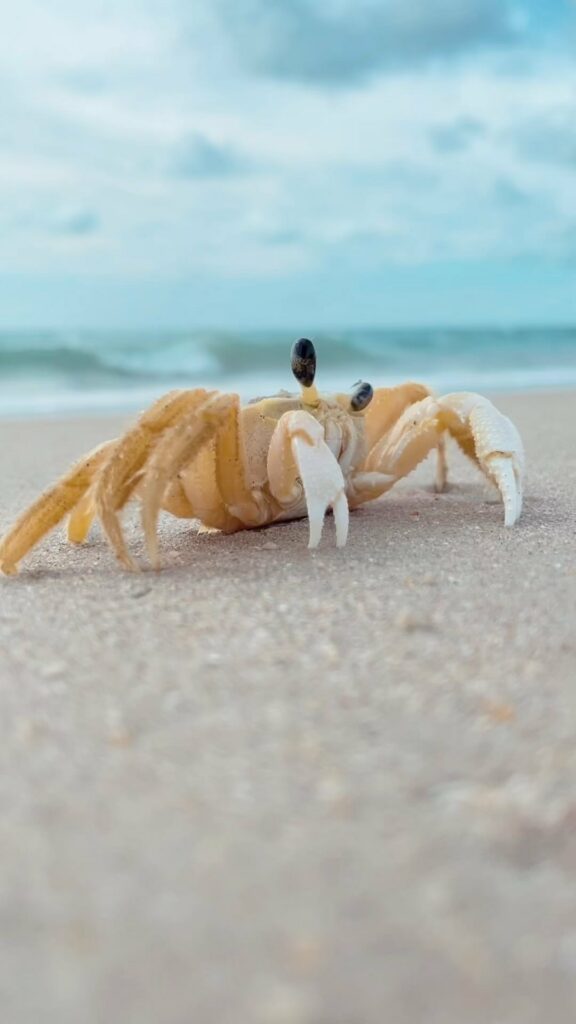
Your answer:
555,224 -> 576,263
50,207 -> 100,236
429,117 -> 485,153
170,133 -> 248,178
57,69 -> 109,96
214,0 -> 519,84
492,178 -> 531,207
256,228 -> 304,246
0,0 -> 575,320
512,107 -> 576,166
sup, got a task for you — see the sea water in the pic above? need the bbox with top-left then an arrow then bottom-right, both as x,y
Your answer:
0,327 -> 575,417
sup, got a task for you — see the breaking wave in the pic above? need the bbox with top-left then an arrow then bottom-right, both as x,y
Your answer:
0,327 -> 575,416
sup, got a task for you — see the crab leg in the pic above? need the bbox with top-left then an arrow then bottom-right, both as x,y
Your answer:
140,393 -> 243,569
363,383 -> 447,494
67,486 -> 98,544
363,392 -> 524,526
95,389 -> 213,570
364,395 -> 443,480
0,440 -> 115,575
438,393 -> 524,527
436,433 -> 448,493
363,382 -> 433,451
267,410 -> 348,548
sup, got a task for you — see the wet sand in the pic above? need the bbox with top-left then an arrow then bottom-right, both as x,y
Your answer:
0,391 -> 575,1023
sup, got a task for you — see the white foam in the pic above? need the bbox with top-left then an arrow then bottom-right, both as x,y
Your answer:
1,363 -> 575,419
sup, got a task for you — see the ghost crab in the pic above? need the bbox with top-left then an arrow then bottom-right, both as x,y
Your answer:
0,338 -> 524,575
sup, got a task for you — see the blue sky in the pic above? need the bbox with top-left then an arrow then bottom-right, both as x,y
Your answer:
1,0 -> 575,328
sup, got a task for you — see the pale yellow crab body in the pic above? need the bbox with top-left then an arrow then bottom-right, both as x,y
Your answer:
160,391 -> 366,535
0,341 -> 525,576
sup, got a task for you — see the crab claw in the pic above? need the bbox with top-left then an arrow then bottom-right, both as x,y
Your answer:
439,393 -> 525,527
268,410 -> 349,548
292,432 -> 349,548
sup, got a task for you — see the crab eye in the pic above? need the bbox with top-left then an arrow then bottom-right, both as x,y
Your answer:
350,381 -> 373,412
291,338 -> 316,387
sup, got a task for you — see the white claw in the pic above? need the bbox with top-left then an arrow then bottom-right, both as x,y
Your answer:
291,432 -> 348,549
332,491 -> 350,547
488,455 -> 522,526
440,393 -> 525,527
471,401 -> 524,527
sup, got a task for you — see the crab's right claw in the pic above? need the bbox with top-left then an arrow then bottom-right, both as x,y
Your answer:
268,410 -> 349,549
292,429 -> 349,548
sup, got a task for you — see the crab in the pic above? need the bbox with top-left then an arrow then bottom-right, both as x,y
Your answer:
0,338 -> 524,575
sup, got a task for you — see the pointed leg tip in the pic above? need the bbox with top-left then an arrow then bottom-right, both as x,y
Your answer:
142,513 -> 161,570
147,549 -> 161,570
0,544 -> 16,574
434,465 -> 448,493
143,533 -> 161,570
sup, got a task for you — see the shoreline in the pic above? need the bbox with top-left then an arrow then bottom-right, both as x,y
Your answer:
1,390 -> 575,1023
1,381 -> 576,422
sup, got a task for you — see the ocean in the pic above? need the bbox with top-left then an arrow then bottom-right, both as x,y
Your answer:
0,327 -> 575,417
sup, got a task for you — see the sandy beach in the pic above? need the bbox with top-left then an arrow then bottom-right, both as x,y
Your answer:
0,389 -> 575,1024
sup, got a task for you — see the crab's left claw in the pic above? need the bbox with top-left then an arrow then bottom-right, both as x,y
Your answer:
440,394 -> 525,527
268,410 -> 349,548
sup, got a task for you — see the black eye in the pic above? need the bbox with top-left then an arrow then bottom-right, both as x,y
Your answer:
291,338 -> 316,387
350,381 -> 373,412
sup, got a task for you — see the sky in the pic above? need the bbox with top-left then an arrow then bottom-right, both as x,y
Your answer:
1,0 -> 575,329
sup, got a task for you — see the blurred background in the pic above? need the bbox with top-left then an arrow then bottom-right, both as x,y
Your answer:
1,0 -> 575,415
